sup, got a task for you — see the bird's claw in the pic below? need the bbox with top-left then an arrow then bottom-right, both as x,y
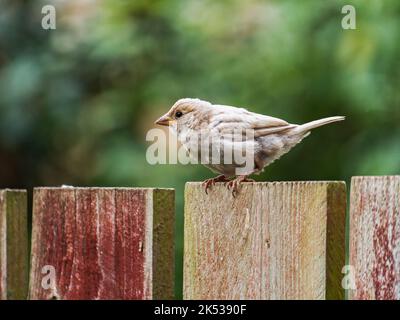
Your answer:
225,176 -> 255,197
202,179 -> 213,195
202,175 -> 229,194
203,175 -> 254,196
226,180 -> 240,197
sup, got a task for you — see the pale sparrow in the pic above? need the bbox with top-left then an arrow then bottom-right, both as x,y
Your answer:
155,98 -> 344,195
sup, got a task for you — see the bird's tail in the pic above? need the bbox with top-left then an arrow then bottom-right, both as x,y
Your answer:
291,116 -> 345,135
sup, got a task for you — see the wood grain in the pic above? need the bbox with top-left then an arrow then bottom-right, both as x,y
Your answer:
184,181 -> 346,300
349,176 -> 400,300
29,187 -> 174,300
0,189 -> 29,300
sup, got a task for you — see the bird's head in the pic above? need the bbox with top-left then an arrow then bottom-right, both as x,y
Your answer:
155,98 -> 211,132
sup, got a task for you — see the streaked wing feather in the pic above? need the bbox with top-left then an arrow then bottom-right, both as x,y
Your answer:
210,106 -> 293,138
249,113 -> 289,128
254,124 -> 296,138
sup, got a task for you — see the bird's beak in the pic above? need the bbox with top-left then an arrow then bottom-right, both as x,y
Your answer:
155,114 -> 172,126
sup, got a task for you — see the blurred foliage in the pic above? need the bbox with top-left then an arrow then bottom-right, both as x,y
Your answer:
0,0 -> 399,298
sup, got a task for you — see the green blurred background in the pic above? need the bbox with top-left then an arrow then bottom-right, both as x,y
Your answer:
0,0 -> 399,298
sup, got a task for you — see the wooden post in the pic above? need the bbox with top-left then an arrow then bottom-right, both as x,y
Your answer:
349,176 -> 400,300
29,187 -> 174,300
184,181 -> 346,300
0,189 -> 29,300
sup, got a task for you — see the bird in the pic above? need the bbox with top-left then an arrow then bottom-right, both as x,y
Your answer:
155,98 -> 345,196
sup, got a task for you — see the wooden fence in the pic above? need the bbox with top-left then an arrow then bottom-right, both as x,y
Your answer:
0,190 -> 28,300
349,176 -> 400,299
0,176 -> 399,300
184,181 -> 346,299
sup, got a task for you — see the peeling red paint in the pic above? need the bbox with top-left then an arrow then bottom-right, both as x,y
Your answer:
350,176 -> 400,300
371,179 -> 397,300
372,224 -> 396,299
29,188 -> 149,300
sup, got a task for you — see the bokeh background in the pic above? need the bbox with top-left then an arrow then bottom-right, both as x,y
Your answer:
1,0 -> 399,298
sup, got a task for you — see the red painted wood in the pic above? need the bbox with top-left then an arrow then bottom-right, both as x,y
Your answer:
350,176 -> 400,300
29,188 -> 151,300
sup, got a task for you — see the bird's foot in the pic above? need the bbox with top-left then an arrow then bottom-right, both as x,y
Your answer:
226,175 -> 255,197
202,175 -> 230,194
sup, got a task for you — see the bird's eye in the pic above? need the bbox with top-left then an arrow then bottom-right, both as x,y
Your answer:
175,111 -> 183,118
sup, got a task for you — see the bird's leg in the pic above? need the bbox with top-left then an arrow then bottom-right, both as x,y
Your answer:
226,175 -> 255,197
202,175 -> 230,194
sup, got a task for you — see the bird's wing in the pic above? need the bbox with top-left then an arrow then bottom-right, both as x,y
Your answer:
247,112 -> 295,137
210,106 -> 295,138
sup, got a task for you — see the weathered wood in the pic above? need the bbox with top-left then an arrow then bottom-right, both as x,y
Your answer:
0,189 -> 29,300
349,176 -> 400,300
29,187 -> 174,300
184,181 -> 346,300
